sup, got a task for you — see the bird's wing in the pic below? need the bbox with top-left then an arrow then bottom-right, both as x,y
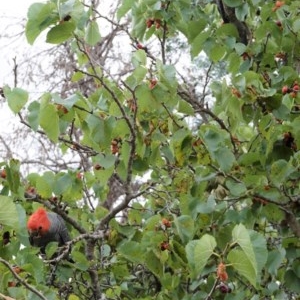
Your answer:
48,212 -> 71,245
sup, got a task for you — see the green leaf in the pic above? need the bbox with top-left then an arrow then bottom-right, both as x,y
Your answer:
72,250 -> 89,271
266,248 -> 286,276
53,93 -> 80,109
249,231 -> 268,277
132,49 -> 147,67
58,0 -> 76,19
46,21 -> 76,44
4,159 -> 21,197
27,101 -> 40,131
25,2 -> 58,44
53,173 -> 73,195
36,172 -> 55,198
85,20 -> 101,46
230,224 -> 258,285
214,147 -> 235,172
228,248 -> 257,287
4,87 -> 28,113
191,31 -> 210,58
223,0 -> 243,7
118,241 -> 145,263
177,100 -> 194,115
185,20 -> 207,43
235,2 -> 249,21
209,45 -> 227,63
226,180 -> 247,196
185,234 -> 217,278
0,196 -> 18,227
39,103 -> 59,142
270,159 -> 294,187
145,251 -> 163,277
174,215 -> 194,244
125,65 -> 147,89
117,0 -> 134,20
284,270 -> 300,293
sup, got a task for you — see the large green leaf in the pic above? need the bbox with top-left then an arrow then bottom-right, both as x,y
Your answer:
229,224 -> 258,286
185,234 -> 217,278
25,2 -> 58,44
85,20 -> 101,46
27,101 -> 40,131
46,21 -> 76,44
174,215 -> 194,244
36,172 -> 55,198
117,0 -> 135,20
4,87 -> 28,113
118,241 -> 145,263
39,103 -> 59,142
0,196 -> 18,227
227,248 -> 257,287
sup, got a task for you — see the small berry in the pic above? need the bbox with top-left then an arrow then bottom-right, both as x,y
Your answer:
282,85 -> 289,94
149,78 -> 158,89
272,1 -> 284,11
161,218 -> 171,228
160,241 -> 170,251
146,19 -> 154,28
137,43 -> 145,50
0,169 -> 6,179
94,164 -> 102,170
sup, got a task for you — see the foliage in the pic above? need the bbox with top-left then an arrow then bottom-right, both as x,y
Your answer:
1,0 -> 300,299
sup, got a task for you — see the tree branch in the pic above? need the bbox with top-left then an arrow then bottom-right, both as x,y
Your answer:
0,258 -> 47,300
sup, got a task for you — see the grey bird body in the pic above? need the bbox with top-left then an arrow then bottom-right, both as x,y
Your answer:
27,208 -> 71,253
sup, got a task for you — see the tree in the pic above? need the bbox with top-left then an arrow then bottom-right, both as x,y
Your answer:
1,0 -> 300,299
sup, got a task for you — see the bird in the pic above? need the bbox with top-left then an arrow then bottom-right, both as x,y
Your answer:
27,207 -> 71,253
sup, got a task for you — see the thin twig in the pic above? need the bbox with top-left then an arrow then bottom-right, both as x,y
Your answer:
0,258 -> 47,300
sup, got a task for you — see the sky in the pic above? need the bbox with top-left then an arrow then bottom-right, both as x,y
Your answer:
1,0 -> 36,85
0,0 -> 37,135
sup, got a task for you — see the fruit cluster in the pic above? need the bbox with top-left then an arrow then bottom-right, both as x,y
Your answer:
282,82 -> 300,98
272,1 -> 284,12
146,18 -> 162,29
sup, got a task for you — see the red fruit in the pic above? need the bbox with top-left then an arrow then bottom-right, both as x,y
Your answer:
56,104 -> 68,114
8,281 -> 16,287
276,20 -> 282,27
293,84 -> 300,92
111,138 -> 121,154
290,91 -> 297,98
149,78 -> 157,89
241,52 -> 250,60
136,43 -> 145,50
50,196 -> 58,202
160,241 -> 170,251
13,266 -> 21,274
272,1 -> 284,11
231,88 -> 241,98
161,218 -> 171,228
146,19 -> 154,28
76,172 -> 83,180
26,186 -> 36,194
217,262 -> 228,281
275,0 -> 284,7
0,169 -> 6,179
94,164 -> 102,170
282,85 -> 289,94
155,19 -> 161,29
218,282 -> 232,294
